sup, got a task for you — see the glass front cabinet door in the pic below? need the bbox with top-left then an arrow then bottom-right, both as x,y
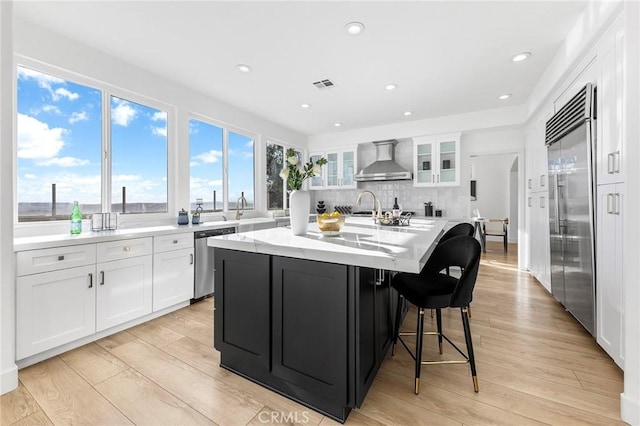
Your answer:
413,133 -> 461,187
309,148 -> 357,189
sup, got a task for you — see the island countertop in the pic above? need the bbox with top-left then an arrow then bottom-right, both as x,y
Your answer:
207,217 -> 447,273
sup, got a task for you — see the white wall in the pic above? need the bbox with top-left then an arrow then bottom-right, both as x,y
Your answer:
469,153 -> 517,241
1,0 -> 18,395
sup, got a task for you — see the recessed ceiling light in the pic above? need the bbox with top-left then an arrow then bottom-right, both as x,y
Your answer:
236,64 -> 252,73
512,52 -> 531,62
301,103 -> 311,109
403,111 -> 413,116
498,94 -> 512,100
334,122 -> 342,127
385,83 -> 398,91
345,22 -> 365,35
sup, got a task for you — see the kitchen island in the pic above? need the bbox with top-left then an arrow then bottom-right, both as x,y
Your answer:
207,217 -> 446,422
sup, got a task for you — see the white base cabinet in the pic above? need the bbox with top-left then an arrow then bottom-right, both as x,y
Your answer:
153,247 -> 194,312
596,183 -> 624,368
16,264 -> 96,359
527,193 -> 550,291
96,255 -> 153,332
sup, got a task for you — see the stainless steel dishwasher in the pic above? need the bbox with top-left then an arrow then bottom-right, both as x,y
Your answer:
193,227 -> 236,300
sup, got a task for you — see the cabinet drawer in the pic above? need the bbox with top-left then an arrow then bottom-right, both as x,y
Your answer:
97,237 -> 152,263
17,244 -> 96,276
154,233 -> 193,253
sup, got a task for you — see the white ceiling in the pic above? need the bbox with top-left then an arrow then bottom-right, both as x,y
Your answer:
14,1 -> 588,136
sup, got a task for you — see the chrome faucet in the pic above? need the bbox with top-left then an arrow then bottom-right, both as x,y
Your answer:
356,190 -> 382,222
235,192 -> 247,220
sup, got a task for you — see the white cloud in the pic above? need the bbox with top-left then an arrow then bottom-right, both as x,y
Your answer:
17,172 -> 102,204
112,174 -> 141,183
42,105 -> 62,114
246,140 -> 254,147
152,126 -> 167,137
189,176 -> 223,192
37,157 -> 90,167
24,174 -> 37,180
190,161 -> 199,167
69,111 -> 88,124
53,87 -> 79,101
151,111 -> 167,122
192,150 -> 223,164
17,67 -> 64,89
17,113 -> 66,160
111,99 -> 137,126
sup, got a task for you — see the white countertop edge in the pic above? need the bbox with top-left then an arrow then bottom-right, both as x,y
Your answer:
208,218 -> 447,273
13,218 -> 275,251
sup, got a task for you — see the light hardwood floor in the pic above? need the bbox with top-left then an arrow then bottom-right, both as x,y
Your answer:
1,241 -> 624,425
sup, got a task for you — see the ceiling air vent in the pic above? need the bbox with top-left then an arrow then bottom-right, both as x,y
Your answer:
313,79 -> 336,90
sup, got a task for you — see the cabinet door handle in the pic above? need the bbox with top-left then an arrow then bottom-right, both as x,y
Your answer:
608,153 -> 614,174
437,174 -> 440,183
58,255 -> 65,261
607,193 -> 614,214
123,246 -> 130,252
615,193 -> 621,215
173,239 -> 178,244
99,271 -> 105,285
614,151 -> 621,173
528,197 -> 532,207
190,253 -> 194,265
88,273 -> 93,288
528,178 -> 532,189
539,196 -> 545,208
540,174 -> 546,187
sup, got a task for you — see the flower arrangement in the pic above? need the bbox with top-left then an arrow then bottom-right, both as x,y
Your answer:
280,148 -> 327,191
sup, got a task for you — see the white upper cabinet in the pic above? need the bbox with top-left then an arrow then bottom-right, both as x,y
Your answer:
309,148 -> 357,189
413,133 -> 460,187
596,16 -> 624,185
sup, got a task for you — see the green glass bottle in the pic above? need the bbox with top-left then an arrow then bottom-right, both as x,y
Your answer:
70,201 -> 82,234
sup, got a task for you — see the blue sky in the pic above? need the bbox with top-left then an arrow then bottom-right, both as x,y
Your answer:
17,66 -> 254,213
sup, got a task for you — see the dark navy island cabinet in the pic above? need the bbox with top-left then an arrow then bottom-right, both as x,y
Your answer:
213,248 -> 396,423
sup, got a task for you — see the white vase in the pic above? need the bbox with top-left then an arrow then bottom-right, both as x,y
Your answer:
289,190 -> 310,235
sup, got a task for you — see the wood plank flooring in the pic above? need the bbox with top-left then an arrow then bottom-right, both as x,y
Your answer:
1,241 -> 624,425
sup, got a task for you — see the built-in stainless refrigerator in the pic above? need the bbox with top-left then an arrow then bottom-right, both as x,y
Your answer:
546,83 -> 596,336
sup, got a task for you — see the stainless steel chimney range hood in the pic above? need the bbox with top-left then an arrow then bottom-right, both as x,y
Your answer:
355,140 -> 412,182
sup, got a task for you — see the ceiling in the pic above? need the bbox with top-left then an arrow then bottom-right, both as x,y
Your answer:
13,1 -> 588,136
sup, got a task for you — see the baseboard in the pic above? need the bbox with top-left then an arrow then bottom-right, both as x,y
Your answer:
0,363 -> 18,395
621,392 -> 640,425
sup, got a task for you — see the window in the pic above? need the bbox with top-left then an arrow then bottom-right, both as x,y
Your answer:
189,119 -> 254,212
110,96 -> 168,213
228,131 -> 254,210
17,66 -> 102,221
266,142 -> 284,209
265,141 -> 303,210
16,65 -> 169,222
189,119 -> 224,211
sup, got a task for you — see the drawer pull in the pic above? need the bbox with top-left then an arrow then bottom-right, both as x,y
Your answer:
100,271 -> 105,285
58,255 -> 65,261
190,253 -> 194,265
173,239 -> 179,244
88,273 -> 93,288
123,246 -> 130,252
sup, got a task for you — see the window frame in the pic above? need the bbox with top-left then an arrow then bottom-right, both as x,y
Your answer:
14,57 -> 174,226
188,113 -> 258,214
265,138 -> 306,211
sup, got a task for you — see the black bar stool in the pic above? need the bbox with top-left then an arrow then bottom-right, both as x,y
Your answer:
391,236 -> 481,394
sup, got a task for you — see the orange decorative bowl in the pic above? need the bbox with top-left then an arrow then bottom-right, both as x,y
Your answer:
316,214 -> 345,235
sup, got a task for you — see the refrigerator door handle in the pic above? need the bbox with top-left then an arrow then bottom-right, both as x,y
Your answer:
553,174 -> 561,234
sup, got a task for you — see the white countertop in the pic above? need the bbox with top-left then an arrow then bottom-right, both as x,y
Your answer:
13,217 -> 281,251
207,217 -> 447,273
